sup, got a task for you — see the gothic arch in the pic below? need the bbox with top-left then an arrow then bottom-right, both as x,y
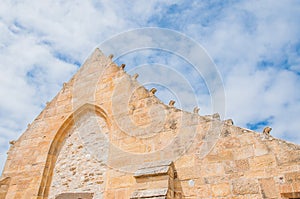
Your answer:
37,103 -> 110,198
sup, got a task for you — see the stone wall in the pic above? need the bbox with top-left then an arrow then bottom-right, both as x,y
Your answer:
0,48 -> 300,198
48,111 -> 108,199
172,124 -> 300,198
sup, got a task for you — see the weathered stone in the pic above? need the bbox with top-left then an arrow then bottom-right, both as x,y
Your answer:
193,107 -> 200,114
1,48 -> 300,199
206,150 -> 233,162
235,159 -> 250,172
259,177 -> 278,198
212,113 -> 220,120
134,166 -> 170,178
168,100 -> 175,106
224,119 -> 234,125
249,154 -> 277,170
232,178 -> 260,195
285,171 -> 300,183
211,182 -> 230,197
55,193 -> 94,199
131,188 -> 168,199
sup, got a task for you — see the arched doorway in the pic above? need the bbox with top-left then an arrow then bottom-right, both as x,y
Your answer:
38,104 -> 110,199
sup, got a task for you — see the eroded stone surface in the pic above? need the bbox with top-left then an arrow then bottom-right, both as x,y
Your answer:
55,193 -> 94,199
131,188 -> 168,198
134,160 -> 173,178
1,48 -> 300,199
48,110 -> 108,199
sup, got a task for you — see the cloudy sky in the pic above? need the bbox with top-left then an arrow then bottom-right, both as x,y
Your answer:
0,0 -> 300,173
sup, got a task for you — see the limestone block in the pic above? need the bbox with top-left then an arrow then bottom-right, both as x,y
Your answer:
137,160 -> 173,169
235,159 -> 250,172
259,177 -> 278,198
236,133 -> 257,145
134,160 -> 173,178
284,171 -> 300,183
211,182 -> 230,197
249,154 -> 276,170
175,155 -> 195,168
134,166 -> 168,178
55,193 -> 94,199
214,137 -> 241,151
180,181 -> 197,197
196,184 -> 212,198
280,183 -> 293,194
131,188 -> 168,199
253,142 -> 270,157
232,178 -> 259,195
200,163 -> 225,177
204,175 -> 230,185
233,145 -> 254,160
244,169 -> 268,179
206,150 -> 233,163
293,182 -> 300,192
276,150 -> 300,166
175,166 -> 201,180
109,175 -> 135,189
115,188 -> 131,199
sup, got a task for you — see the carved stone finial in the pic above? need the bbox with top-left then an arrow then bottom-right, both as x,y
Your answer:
212,113 -> 220,120
263,126 -> 272,135
224,119 -> 234,126
193,107 -> 200,114
108,54 -> 114,59
62,82 -> 67,92
120,64 -> 126,70
150,88 -> 157,95
9,140 -> 16,145
169,100 -> 175,106
132,73 -> 139,80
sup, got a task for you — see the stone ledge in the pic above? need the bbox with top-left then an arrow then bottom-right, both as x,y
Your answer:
141,160 -> 172,168
130,188 -> 168,199
134,165 -> 170,178
55,192 -> 94,199
134,160 -> 173,178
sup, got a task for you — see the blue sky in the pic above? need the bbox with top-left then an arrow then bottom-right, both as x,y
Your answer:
0,0 -> 300,173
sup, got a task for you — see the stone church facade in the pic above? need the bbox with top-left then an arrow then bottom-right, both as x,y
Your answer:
0,49 -> 300,198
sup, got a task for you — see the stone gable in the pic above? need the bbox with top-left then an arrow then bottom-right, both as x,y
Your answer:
0,49 -> 300,198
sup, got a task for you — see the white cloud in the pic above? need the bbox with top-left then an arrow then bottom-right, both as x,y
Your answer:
190,1 -> 300,142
